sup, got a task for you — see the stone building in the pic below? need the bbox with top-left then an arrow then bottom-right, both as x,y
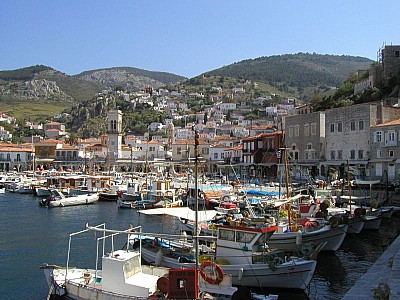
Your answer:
284,102 -> 400,181
381,45 -> 400,79
370,119 -> 400,182
284,111 -> 325,180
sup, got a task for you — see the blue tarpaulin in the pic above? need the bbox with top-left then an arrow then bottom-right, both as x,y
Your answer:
245,189 -> 280,196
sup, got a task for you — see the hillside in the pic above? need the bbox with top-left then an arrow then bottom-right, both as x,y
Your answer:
204,53 -> 374,99
0,65 -> 186,121
75,67 -> 186,90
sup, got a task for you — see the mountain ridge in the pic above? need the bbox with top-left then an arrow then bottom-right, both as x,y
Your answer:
0,52 -> 375,123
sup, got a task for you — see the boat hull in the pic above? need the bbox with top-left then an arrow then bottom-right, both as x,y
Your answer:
347,217 -> 364,234
268,224 -> 348,252
44,194 -> 99,207
140,247 -> 316,290
362,216 -> 382,230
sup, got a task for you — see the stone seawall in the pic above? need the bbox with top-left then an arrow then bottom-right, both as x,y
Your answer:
342,232 -> 400,299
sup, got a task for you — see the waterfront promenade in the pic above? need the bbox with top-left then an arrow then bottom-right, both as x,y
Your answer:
342,230 -> 400,299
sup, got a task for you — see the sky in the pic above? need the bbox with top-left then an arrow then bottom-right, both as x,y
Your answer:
1,0 -> 399,78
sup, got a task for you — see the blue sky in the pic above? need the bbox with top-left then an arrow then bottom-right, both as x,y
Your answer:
1,0 -> 399,78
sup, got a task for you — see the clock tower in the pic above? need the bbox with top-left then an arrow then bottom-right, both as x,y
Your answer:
107,109 -> 123,163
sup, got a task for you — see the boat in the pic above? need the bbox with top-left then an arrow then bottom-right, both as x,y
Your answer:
39,188 -> 99,207
380,206 -> 394,219
0,183 -> 5,194
34,186 -> 51,196
134,220 -> 317,290
130,198 -> 183,210
327,207 -> 365,234
362,215 -> 382,230
214,201 -> 241,214
268,220 -> 348,252
41,223 -> 251,300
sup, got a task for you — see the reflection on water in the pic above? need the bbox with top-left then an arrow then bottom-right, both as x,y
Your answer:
0,192 -> 400,300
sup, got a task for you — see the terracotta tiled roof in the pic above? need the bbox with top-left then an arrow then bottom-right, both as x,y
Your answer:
372,119 -> 400,127
36,139 -> 61,144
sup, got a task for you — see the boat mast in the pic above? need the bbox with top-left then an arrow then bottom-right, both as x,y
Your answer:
194,129 -> 199,271
280,146 -> 291,227
347,159 -> 352,214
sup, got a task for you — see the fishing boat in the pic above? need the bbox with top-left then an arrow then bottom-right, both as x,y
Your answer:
41,223 -> 251,300
362,215 -> 382,230
38,188 -> 98,207
133,220 -> 317,290
268,220 -> 348,252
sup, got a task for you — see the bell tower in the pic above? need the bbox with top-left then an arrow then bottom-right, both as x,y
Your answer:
107,109 -> 123,163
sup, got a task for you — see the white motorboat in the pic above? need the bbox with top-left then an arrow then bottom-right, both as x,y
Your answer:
42,224 -> 244,300
39,188 -> 98,207
34,186 -> 51,196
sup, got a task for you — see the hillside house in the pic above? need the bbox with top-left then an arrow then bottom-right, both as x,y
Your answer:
44,121 -> 66,138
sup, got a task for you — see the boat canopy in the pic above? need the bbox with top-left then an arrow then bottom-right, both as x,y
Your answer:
137,207 -> 218,222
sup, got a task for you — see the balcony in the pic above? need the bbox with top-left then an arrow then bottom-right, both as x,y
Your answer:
384,140 -> 398,147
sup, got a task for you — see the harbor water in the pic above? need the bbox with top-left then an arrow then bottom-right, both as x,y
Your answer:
1,192 -> 399,300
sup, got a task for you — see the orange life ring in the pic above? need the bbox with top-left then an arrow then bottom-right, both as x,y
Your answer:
199,261 -> 224,285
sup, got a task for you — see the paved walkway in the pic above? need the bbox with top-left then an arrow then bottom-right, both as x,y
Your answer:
342,233 -> 400,299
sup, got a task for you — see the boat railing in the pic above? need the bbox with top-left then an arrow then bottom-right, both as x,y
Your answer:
65,223 -> 143,287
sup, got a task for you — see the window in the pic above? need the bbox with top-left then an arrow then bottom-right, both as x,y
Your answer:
214,153 -> 218,159
219,229 -> 235,241
359,120 -> 364,131
330,123 -> 335,133
377,149 -> 382,158
338,150 -> 343,160
331,150 -> 335,160
236,231 -> 256,243
358,150 -> 364,159
337,122 -> 343,132
350,121 -> 356,131
177,147 -> 181,154
389,150 -> 395,158
288,126 -> 293,138
294,125 -> 299,137
350,150 -> 355,159
16,154 -> 21,162
375,131 -> 382,142
388,130 -> 396,142
304,124 -> 309,136
221,153 -> 225,159
311,123 -> 316,135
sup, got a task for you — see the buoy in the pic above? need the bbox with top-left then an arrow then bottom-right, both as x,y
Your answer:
296,230 -> 303,246
155,249 -> 163,266
199,261 -> 224,285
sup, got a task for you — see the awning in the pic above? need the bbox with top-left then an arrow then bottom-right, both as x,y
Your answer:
369,159 -> 396,163
35,158 -> 55,163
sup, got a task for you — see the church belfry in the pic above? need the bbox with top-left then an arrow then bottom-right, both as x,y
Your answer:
107,109 -> 123,163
